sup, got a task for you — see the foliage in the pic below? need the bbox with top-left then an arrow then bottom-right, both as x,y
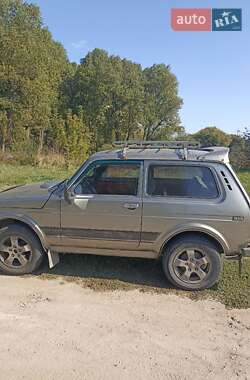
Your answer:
0,0 -> 249,168
0,0 -> 184,165
193,127 -> 232,147
63,110 -> 90,167
230,128 -> 250,169
142,64 -> 183,140
188,127 -> 249,169
67,49 -> 183,150
68,49 -> 145,148
0,0 -> 90,164
0,111 -> 8,152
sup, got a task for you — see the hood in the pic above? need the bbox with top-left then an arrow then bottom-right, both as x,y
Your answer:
0,180 -> 61,209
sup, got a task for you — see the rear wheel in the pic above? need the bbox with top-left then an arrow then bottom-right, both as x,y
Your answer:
0,224 -> 44,275
162,236 -> 222,290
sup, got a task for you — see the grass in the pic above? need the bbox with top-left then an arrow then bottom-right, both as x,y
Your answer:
0,163 -> 249,308
237,169 -> 250,194
37,254 -> 250,309
0,163 -> 73,188
206,258 -> 250,309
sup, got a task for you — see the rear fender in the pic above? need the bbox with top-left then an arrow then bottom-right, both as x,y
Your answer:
158,222 -> 230,256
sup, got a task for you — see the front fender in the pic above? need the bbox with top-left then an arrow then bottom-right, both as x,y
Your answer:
0,211 -> 48,250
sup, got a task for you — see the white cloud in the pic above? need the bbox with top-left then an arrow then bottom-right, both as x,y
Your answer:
71,39 -> 88,49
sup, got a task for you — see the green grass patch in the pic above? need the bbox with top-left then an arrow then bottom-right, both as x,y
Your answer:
0,163 -> 73,188
205,258 -> 250,309
237,169 -> 250,194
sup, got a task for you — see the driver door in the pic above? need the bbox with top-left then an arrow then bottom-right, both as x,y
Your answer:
60,160 -> 143,251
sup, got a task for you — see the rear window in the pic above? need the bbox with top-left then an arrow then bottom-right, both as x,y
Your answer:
147,165 -> 219,199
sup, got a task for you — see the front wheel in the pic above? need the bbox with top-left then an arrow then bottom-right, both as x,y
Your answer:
0,224 -> 44,275
162,236 -> 222,290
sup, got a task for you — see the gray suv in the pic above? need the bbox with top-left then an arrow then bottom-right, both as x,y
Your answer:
0,141 -> 249,290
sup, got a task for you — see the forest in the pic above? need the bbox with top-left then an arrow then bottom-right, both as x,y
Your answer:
0,0 -> 249,169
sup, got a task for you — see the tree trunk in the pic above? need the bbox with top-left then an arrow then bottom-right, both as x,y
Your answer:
143,125 -> 149,140
7,110 -> 14,145
26,127 -> 30,140
38,128 -> 45,154
115,125 -> 121,141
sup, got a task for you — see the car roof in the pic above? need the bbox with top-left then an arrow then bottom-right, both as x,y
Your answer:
89,146 -> 230,164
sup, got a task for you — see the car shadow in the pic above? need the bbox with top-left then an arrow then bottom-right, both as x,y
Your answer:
36,253 -> 172,290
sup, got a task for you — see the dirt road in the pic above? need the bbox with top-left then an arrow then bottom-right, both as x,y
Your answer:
0,275 -> 249,380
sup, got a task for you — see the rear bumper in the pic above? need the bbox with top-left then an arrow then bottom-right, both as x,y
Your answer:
224,246 -> 250,261
223,247 -> 249,277
241,247 -> 250,257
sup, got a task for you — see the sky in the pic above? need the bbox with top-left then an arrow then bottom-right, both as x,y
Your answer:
30,0 -> 250,134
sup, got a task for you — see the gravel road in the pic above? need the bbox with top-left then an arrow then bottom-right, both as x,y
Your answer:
0,275 -> 249,380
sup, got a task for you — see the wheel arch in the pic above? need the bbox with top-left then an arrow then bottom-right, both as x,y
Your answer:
159,227 -> 229,257
0,216 -> 48,252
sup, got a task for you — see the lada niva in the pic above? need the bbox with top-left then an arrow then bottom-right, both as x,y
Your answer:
0,141 -> 249,290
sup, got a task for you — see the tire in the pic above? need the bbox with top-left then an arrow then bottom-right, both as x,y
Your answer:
162,235 -> 222,290
0,224 -> 44,275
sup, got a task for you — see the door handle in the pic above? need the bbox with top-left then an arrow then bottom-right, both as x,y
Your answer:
123,203 -> 140,210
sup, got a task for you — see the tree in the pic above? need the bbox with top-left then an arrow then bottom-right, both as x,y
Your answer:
230,135 -> 247,169
0,3 -> 185,165
68,49 -> 145,150
0,0 -> 69,156
243,128 -> 250,163
67,50 -> 183,149
193,127 -> 232,147
69,49 -> 112,150
104,55 -> 144,141
63,110 -> 90,167
230,128 -> 250,169
142,64 -> 183,140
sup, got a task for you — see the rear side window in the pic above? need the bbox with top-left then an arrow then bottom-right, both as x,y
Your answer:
147,165 -> 219,199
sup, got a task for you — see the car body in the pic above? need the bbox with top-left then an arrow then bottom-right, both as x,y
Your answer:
0,141 -> 249,290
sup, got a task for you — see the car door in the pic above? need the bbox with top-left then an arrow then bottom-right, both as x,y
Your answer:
60,159 -> 143,251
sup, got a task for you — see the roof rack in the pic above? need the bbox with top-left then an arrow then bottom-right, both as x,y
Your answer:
114,140 -> 200,149
113,140 -> 200,160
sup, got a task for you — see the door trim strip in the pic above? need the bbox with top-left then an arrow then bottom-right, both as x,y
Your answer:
42,227 -> 159,242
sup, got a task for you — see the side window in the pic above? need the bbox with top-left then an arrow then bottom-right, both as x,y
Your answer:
75,161 -> 141,196
147,165 -> 219,199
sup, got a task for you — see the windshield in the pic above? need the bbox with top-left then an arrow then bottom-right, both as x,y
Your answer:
66,159 -> 89,188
